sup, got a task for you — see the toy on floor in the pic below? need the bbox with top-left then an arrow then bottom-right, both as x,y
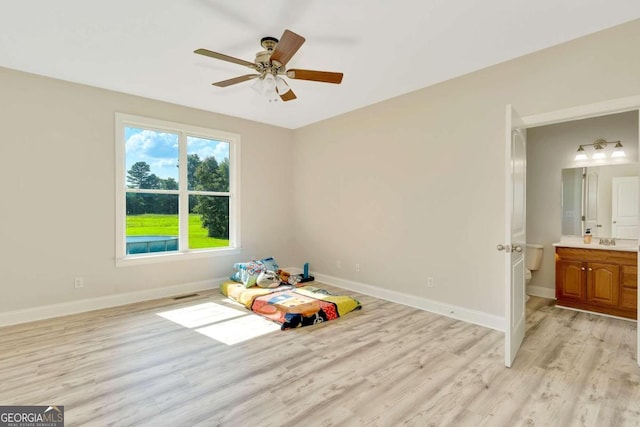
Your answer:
256,270 -> 280,288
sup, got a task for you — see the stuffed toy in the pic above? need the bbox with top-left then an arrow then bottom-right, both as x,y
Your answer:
256,270 -> 280,288
276,269 -> 291,284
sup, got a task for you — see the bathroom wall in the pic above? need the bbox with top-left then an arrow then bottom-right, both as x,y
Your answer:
526,111 -> 639,293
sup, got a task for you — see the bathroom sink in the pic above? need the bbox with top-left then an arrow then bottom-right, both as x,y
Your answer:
553,240 -> 638,252
612,242 -> 638,251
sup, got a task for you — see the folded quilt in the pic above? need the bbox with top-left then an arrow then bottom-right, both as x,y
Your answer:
220,282 -> 361,330
220,281 -> 293,308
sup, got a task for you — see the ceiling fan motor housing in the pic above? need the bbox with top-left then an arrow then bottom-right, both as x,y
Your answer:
255,51 -> 285,75
255,51 -> 273,67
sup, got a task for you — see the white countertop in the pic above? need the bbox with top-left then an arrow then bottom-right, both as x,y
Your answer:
553,238 -> 638,252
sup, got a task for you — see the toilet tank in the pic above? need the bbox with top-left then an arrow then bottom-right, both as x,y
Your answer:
525,244 -> 544,271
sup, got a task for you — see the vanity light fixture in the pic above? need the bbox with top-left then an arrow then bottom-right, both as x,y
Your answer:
611,141 -> 626,158
574,146 -> 588,161
574,138 -> 625,161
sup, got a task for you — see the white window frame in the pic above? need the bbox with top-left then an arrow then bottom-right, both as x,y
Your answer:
115,113 -> 241,266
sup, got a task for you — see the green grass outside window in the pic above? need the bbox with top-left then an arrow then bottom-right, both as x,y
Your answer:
126,214 -> 229,249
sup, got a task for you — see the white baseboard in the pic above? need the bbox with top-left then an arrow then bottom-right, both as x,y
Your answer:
526,285 -> 556,300
313,272 -> 504,332
0,278 -> 226,327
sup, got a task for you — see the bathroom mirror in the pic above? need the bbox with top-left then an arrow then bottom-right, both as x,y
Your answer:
561,164 -> 639,238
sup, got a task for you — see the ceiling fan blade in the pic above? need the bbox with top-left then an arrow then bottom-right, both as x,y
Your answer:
194,48 -> 256,68
270,30 -> 305,66
212,74 -> 259,87
279,88 -> 297,102
286,69 -> 343,84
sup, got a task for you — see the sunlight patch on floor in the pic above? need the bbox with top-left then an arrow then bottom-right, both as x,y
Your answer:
221,297 -> 244,307
156,301 -> 280,345
195,315 -> 281,345
157,302 -> 245,328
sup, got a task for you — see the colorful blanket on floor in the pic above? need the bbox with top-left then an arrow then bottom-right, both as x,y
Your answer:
220,282 -> 361,330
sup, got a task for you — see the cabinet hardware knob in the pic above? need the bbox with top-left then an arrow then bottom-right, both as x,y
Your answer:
581,267 -> 585,271
589,268 -> 593,271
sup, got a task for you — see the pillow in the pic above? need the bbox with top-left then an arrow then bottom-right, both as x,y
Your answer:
230,261 -> 265,288
257,256 -> 279,272
229,257 -> 280,288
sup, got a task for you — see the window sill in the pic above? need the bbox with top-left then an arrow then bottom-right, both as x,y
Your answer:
115,247 -> 242,267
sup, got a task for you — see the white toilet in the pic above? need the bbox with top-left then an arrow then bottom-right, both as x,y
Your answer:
525,244 -> 544,285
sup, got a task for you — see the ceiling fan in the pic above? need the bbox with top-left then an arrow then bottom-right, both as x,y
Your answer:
194,29 -> 343,102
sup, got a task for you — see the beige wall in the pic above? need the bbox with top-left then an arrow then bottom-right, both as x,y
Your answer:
292,20 -> 640,317
0,67 -> 294,312
3,19 -> 640,320
527,112 -> 639,291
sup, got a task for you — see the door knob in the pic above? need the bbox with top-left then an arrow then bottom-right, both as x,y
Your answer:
513,245 -> 523,253
497,244 -> 511,252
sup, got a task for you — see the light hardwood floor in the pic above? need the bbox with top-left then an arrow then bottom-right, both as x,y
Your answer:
0,286 -> 639,426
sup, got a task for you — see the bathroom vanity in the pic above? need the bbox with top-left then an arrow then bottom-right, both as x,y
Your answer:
556,164 -> 639,319
554,243 -> 637,320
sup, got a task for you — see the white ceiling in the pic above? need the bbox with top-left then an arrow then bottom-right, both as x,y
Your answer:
1,1 -> 640,129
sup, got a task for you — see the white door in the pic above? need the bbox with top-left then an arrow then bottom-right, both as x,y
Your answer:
612,176 -> 639,239
584,170 -> 599,234
503,105 -> 526,368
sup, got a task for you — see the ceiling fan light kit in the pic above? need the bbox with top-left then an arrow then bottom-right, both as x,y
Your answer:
250,74 -> 292,103
195,29 -> 343,102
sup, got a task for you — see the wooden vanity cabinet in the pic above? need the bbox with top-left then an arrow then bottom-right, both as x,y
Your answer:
555,247 -> 637,319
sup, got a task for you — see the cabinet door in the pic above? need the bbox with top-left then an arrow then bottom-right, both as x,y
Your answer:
558,260 -> 585,301
586,262 -> 620,307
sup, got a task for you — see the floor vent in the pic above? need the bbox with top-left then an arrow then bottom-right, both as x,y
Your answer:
173,293 -> 199,300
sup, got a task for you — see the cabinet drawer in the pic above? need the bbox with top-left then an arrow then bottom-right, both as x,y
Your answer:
621,265 -> 637,289
620,287 -> 637,310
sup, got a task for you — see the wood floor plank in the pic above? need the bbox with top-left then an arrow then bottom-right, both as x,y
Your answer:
0,291 -> 638,426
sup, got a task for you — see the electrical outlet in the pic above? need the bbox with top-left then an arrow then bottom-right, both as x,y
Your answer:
74,277 -> 84,289
355,263 -> 360,272
427,277 -> 434,288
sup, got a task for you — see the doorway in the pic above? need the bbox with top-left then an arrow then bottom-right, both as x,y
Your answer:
505,96 -> 640,367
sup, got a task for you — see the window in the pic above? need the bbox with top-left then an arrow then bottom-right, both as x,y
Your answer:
115,113 -> 240,264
